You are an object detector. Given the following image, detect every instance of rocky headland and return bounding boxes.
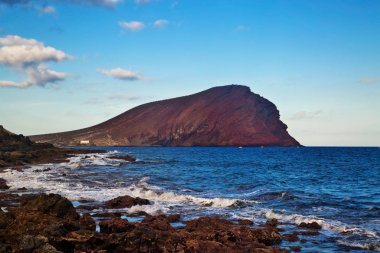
[0,125,104,170]
[30,85,300,147]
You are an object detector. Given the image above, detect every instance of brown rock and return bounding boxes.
[110,155,136,162]
[99,218,135,233]
[283,233,299,242]
[79,213,96,231]
[290,245,302,252]
[298,221,322,230]
[30,85,301,147]
[266,218,279,227]
[0,178,9,190]
[105,195,150,208]
[238,219,253,225]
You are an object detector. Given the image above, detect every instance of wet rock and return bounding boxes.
[110,155,136,162]
[0,209,13,229]
[266,218,279,227]
[296,230,320,236]
[20,193,79,220]
[300,239,307,243]
[290,245,302,252]
[79,213,96,231]
[0,178,9,190]
[18,235,48,252]
[99,218,135,233]
[33,168,51,172]
[75,205,98,211]
[142,214,175,231]
[238,219,253,225]
[298,221,322,230]
[283,232,299,242]
[105,195,150,208]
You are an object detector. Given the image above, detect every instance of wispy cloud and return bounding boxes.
[153,19,168,28]
[119,21,145,32]
[358,76,378,85]
[0,35,70,88]
[98,67,142,81]
[288,110,322,120]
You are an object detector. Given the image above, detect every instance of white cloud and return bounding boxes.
[358,76,378,85]
[119,21,145,32]
[0,35,69,67]
[0,35,70,88]
[98,67,142,81]
[153,19,168,28]
[288,110,322,120]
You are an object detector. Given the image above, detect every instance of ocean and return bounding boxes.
[2,147,380,252]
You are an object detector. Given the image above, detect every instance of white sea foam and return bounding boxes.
[337,240,380,251]
[1,153,256,210]
[263,209,379,240]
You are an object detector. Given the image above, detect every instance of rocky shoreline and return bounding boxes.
[0,125,321,252]
[0,191,324,253]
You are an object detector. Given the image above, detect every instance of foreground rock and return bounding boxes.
[31,85,300,147]
[105,195,151,208]
[0,178,9,189]
[0,193,290,252]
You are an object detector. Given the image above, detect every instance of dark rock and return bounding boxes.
[105,195,150,208]
[99,218,135,233]
[0,178,9,190]
[238,219,253,225]
[30,85,301,147]
[266,218,279,227]
[283,232,299,242]
[0,209,13,229]
[79,213,96,231]
[296,230,320,236]
[298,221,322,230]
[110,155,136,162]
[75,205,98,211]
[20,193,79,220]
[290,245,302,252]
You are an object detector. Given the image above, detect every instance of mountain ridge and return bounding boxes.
[30,85,300,147]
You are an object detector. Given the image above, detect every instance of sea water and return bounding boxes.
[2,147,380,252]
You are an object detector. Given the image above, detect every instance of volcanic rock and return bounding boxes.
[298,221,322,230]
[0,178,9,189]
[105,195,151,208]
[30,85,300,147]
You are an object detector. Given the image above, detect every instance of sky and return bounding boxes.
[0,0,379,146]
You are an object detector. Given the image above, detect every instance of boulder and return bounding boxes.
[105,195,150,208]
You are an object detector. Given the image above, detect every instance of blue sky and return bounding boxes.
[0,0,379,146]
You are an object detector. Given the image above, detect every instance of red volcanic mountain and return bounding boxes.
[30,85,300,146]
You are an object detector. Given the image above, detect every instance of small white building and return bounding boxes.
[79,140,90,145]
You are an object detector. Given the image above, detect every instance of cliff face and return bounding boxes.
[30,85,300,146]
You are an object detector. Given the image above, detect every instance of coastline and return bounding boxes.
[0,149,325,253]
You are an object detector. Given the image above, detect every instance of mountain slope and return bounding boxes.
[30,85,300,146]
